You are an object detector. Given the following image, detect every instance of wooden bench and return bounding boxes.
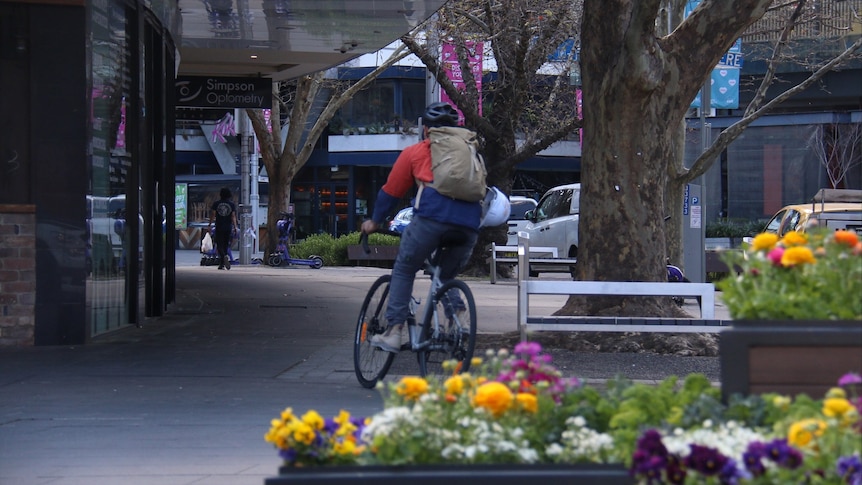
[346,245,399,267]
[515,234,728,340]
[487,243,576,283]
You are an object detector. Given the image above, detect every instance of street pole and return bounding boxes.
[239,109,251,265]
[250,132,260,258]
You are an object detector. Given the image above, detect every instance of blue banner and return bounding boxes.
[687,1,743,109]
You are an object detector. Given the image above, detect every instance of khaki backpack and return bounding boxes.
[423,126,488,202]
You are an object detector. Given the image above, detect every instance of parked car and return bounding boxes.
[522,183,581,258]
[388,206,414,234]
[760,188,862,237]
[506,196,538,245]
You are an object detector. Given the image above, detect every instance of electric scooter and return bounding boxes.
[268,212,324,269]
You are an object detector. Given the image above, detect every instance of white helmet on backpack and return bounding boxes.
[480,187,511,227]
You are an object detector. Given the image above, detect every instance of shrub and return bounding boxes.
[705,218,764,238]
[290,233,337,264]
[290,231,401,266]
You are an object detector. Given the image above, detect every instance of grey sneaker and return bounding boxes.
[224,255,231,270]
[369,324,404,353]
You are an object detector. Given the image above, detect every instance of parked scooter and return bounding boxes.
[667,258,701,307]
[268,212,324,269]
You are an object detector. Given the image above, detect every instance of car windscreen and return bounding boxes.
[509,201,536,220]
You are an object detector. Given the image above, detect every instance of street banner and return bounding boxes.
[441,41,483,125]
[686,1,743,109]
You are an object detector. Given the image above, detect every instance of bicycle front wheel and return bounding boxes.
[418,279,477,378]
[353,274,395,388]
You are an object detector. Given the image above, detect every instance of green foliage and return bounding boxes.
[705,218,764,238]
[290,233,337,264]
[289,231,401,266]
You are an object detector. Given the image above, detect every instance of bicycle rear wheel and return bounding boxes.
[417,279,477,378]
[353,274,395,388]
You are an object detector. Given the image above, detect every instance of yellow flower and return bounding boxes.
[515,392,538,413]
[396,376,429,401]
[444,376,465,396]
[781,246,816,267]
[751,233,779,251]
[772,395,791,411]
[292,422,317,445]
[301,410,325,430]
[334,409,351,425]
[334,439,356,455]
[787,418,826,447]
[823,397,854,418]
[335,420,357,437]
[280,407,296,422]
[826,387,846,399]
[781,231,808,247]
[473,381,513,417]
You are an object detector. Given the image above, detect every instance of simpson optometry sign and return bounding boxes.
[176,76,272,109]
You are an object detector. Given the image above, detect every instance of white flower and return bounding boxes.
[662,422,769,463]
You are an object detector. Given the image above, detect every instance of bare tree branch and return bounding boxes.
[682,34,862,182]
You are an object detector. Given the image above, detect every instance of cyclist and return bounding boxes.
[360,102,482,352]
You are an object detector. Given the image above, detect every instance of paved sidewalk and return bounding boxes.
[0,251,729,485]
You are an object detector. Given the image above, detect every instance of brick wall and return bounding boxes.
[0,205,36,346]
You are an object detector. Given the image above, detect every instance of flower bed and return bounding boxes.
[265,343,861,484]
[718,228,861,320]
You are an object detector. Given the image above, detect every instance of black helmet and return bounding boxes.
[422,102,459,127]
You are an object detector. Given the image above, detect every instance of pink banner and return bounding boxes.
[576,89,583,144]
[441,41,483,125]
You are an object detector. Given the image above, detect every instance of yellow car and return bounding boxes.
[762,189,862,237]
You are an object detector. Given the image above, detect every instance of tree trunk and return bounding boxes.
[554,0,771,318]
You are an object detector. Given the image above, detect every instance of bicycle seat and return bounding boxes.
[428,230,470,267]
[439,230,469,248]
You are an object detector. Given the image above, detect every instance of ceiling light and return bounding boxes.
[250,55,258,59]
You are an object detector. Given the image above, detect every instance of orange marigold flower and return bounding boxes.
[781,246,816,267]
[855,242,862,256]
[834,230,859,248]
[473,381,513,417]
[395,376,429,401]
[751,233,779,252]
[781,231,808,247]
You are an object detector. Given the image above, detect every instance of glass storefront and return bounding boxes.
[87,1,136,336]
[85,0,176,338]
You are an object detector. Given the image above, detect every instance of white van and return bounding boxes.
[523,183,581,258]
[506,195,538,245]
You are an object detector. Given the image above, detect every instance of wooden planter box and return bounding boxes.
[266,464,632,484]
[346,244,399,268]
[720,320,862,401]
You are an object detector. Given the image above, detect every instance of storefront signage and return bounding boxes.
[176,76,272,109]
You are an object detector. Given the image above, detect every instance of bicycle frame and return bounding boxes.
[406,260,446,351]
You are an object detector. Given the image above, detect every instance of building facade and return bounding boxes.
[0,0,178,346]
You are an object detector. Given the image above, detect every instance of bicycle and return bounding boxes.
[353,231,478,388]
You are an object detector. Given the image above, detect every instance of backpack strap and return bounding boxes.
[413,181,425,209]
